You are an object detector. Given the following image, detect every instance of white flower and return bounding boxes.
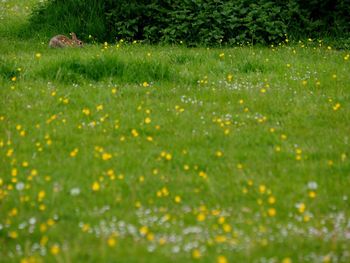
[307,181,318,190]
[70,187,81,196]
[16,182,25,191]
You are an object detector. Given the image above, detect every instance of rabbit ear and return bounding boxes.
[71,33,77,40]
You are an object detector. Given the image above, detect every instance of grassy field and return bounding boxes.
[1,1,350,262]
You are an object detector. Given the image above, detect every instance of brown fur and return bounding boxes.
[49,33,83,48]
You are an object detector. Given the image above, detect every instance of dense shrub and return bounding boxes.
[28,0,350,46]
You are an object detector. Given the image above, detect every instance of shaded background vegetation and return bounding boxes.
[28,0,350,46]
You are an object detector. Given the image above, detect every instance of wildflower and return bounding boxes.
[198,171,207,179]
[82,108,90,115]
[107,236,117,247]
[144,117,151,124]
[282,258,292,263]
[219,53,225,59]
[308,191,316,198]
[223,224,232,233]
[268,196,276,204]
[50,244,60,255]
[267,208,276,217]
[165,153,172,161]
[174,195,181,203]
[259,185,266,194]
[192,249,201,259]
[35,53,42,59]
[143,82,150,87]
[197,213,206,222]
[92,182,100,192]
[215,151,223,157]
[146,232,154,241]
[8,208,18,217]
[139,226,148,236]
[70,148,79,157]
[81,224,90,232]
[215,235,226,243]
[131,129,139,137]
[281,134,287,140]
[38,190,45,202]
[333,103,341,111]
[8,231,18,239]
[217,256,228,263]
[40,236,49,246]
[297,203,306,213]
[102,153,112,160]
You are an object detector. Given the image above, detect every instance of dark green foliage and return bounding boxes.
[28,0,350,46]
[37,56,174,83]
[0,59,18,80]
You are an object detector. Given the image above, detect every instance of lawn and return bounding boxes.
[1,1,350,262]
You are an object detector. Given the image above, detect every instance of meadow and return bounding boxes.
[1,1,350,262]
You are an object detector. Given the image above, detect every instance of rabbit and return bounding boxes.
[49,33,83,48]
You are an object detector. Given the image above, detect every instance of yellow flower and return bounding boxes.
[192,249,201,259]
[146,232,154,241]
[131,129,139,137]
[144,117,151,124]
[333,103,341,111]
[215,235,227,243]
[197,213,206,222]
[82,108,91,115]
[102,152,112,160]
[107,236,117,247]
[281,257,292,263]
[165,153,172,161]
[198,171,207,179]
[40,236,49,246]
[38,190,46,202]
[223,224,232,233]
[40,223,47,233]
[35,53,42,59]
[217,256,228,263]
[267,208,276,217]
[81,224,90,232]
[143,82,150,87]
[47,218,55,226]
[174,195,181,203]
[92,182,100,192]
[259,185,266,194]
[215,151,223,157]
[50,244,60,255]
[8,231,18,239]
[298,203,306,213]
[139,226,148,235]
[70,148,79,157]
[308,191,316,198]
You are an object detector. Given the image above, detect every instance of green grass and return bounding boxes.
[1,1,350,263]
